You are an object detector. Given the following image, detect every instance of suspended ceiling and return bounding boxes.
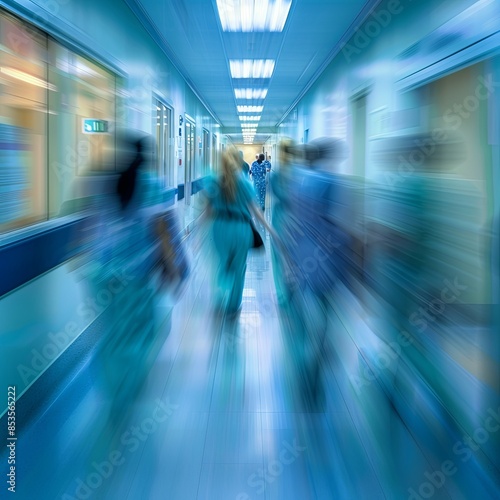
[126,0,381,144]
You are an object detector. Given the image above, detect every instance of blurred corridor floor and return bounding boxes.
[5,203,500,500]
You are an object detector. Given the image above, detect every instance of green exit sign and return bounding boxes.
[82,119,108,134]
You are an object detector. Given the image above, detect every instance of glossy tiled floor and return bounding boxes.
[8,195,500,500]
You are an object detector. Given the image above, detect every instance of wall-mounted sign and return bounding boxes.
[82,119,108,134]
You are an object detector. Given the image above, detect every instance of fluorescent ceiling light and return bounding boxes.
[237,106,263,113]
[230,60,275,78]
[0,67,57,91]
[239,116,260,121]
[216,0,292,32]
[234,88,268,99]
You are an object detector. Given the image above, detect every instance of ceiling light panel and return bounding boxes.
[237,106,264,113]
[234,88,268,99]
[230,60,275,78]
[239,116,261,121]
[216,0,292,32]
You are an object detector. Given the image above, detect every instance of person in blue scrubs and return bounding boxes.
[287,138,349,407]
[250,153,267,211]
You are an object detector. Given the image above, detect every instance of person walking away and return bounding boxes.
[201,148,276,318]
[287,138,349,408]
[251,153,267,211]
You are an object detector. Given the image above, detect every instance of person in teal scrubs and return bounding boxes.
[202,148,276,317]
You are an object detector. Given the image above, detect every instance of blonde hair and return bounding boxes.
[219,147,241,202]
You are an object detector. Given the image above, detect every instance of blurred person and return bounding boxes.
[264,154,272,172]
[365,132,486,404]
[239,150,250,177]
[284,137,349,408]
[364,134,434,403]
[362,131,491,492]
[95,131,165,422]
[251,153,267,211]
[289,138,350,297]
[264,154,273,201]
[271,138,299,305]
[200,147,277,318]
[71,131,170,487]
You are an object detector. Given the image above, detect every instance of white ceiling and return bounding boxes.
[126,0,380,144]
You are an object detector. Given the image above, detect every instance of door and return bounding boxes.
[154,99,173,187]
[184,118,195,204]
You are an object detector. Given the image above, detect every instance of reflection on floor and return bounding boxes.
[6,202,500,500]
